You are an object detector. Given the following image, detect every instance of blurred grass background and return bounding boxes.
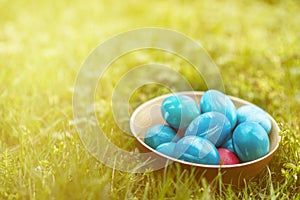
[0,0,300,199]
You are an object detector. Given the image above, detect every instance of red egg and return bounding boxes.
[217,148,240,165]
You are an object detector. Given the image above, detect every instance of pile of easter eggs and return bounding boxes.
[144,90,271,165]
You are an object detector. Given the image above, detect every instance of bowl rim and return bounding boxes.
[130,91,281,169]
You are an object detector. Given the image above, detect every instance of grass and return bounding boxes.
[1,0,300,199]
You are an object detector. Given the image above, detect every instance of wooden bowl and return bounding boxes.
[130,91,280,185]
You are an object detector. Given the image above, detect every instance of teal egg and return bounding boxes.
[161,95,200,129]
[237,105,271,134]
[156,142,176,157]
[145,124,178,149]
[200,90,237,129]
[185,112,231,147]
[174,136,220,165]
[221,137,235,153]
[233,122,270,162]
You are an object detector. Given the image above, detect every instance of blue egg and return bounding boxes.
[156,142,176,157]
[233,122,270,162]
[200,90,237,129]
[174,136,220,165]
[145,124,178,149]
[221,137,235,153]
[237,105,271,134]
[185,112,231,147]
[161,95,200,129]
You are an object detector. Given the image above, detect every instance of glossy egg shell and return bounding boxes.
[233,122,270,162]
[145,124,178,149]
[217,148,240,165]
[221,137,236,153]
[156,142,176,157]
[200,90,237,129]
[237,105,271,134]
[185,112,231,147]
[161,95,200,129]
[174,136,220,165]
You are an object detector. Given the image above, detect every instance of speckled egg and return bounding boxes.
[184,112,231,147]
[233,122,270,162]
[237,105,271,134]
[200,90,237,129]
[174,136,220,165]
[156,142,176,157]
[145,124,178,149]
[161,95,200,130]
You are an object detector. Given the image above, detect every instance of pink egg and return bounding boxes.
[217,148,240,165]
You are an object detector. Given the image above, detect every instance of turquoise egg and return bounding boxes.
[161,95,200,129]
[174,136,220,165]
[145,124,178,149]
[233,122,270,162]
[200,90,237,129]
[221,137,235,153]
[156,142,176,157]
[184,112,231,147]
[237,105,271,134]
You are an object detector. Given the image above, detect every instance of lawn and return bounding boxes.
[1,0,300,199]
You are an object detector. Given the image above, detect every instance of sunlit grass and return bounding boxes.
[1,0,300,199]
